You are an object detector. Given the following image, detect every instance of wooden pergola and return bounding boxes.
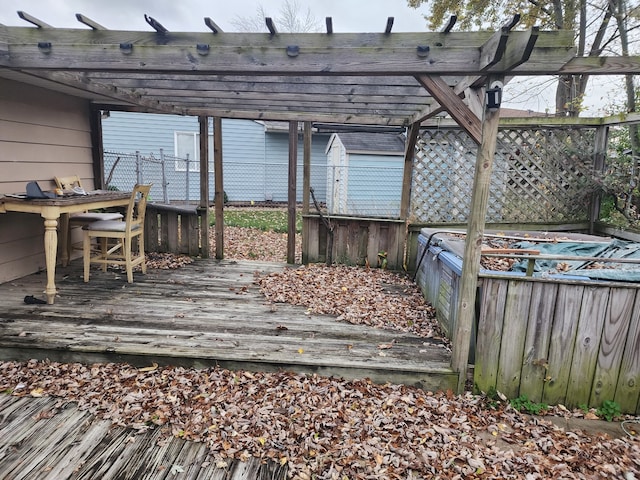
[2,11,640,390]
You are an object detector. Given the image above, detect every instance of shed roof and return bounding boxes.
[334,132,406,155]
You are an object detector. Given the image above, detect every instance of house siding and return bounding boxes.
[103,113,267,202]
[102,113,330,204]
[264,132,330,203]
[0,78,93,283]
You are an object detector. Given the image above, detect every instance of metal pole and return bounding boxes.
[160,148,168,203]
[185,153,190,203]
[135,151,141,185]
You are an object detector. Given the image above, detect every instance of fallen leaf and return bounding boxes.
[30,388,44,397]
[138,363,158,373]
[377,340,396,350]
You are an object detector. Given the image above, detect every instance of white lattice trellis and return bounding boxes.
[410,127,597,224]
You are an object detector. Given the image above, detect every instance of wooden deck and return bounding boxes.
[0,259,456,392]
[0,395,287,479]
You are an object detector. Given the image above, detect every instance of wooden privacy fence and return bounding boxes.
[474,276,640,414]
[144,203,205,256]
[302,214,405,269]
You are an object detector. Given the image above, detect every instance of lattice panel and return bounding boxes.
[410,127,597,224]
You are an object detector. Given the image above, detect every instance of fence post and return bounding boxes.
[135,151,142,185]
[160,148,168,204]
[589,125,609,233]
[185,153,190,203]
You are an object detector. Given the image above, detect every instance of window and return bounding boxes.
[174,131,214,172]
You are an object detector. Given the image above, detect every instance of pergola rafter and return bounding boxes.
[0,19,582,127]
[2,16,638,127]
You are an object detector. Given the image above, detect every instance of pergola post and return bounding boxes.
[90,106,105,190]
[589,124,609,233]
[400,122,420,219]
[287,121,298,264]
[198,115,210,258]
[213,117,224,259]
[302,121,312,215]
[451,77,503,393]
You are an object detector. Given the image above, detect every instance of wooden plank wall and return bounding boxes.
[474,277,640,414]
[302,215,405,269]
[145,204,202,256]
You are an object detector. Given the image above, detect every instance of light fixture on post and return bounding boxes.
[486,80,503,111]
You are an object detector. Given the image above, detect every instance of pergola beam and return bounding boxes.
[415,75,482,144]
[181,108,409,125]
[24,70,182,114]
[560,55,640,74]
[486,26,539,72]
[1,28,578,76]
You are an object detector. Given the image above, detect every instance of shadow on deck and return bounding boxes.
[0,259,457,392]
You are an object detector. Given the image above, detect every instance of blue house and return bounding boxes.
[101,112,331,204]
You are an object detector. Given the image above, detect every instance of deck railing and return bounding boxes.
[144,203,205,256]
[302,214,405,269]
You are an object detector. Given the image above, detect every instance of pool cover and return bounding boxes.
[511,238,640,282]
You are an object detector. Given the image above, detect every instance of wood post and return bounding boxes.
[400,122,419,219]
[288,121,298,264]
[198,115,210,258]
[89,106,105,190]
[589,124,609,233]
[303,122,312,215]
[213,117,224,259]
[451,77,503,392]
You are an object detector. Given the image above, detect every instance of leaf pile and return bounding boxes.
[145,252,194,269]
[257,264,447,343]
[210,226,302,263]
[1,360,638,479]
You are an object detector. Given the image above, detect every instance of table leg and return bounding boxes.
[42,215,59,304]
[59,213,70,267]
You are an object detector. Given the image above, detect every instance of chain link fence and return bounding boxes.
[104,150,403,217]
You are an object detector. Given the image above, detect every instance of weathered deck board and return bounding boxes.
[565,286,609,407]
[473,278,508,393]
[0,259,456,392]
[519,282,557,403]
[590,287,635,406]
[541,284,584,406]
[0,395,280,480]
[496,280,532,398]
[615,290,640,413]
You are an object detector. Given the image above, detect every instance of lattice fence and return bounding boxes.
[410,126,598,224]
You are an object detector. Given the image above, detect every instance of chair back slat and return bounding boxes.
[126,184,152,234]
[54,175,82,190]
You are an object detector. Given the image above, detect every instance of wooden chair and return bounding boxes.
[83,184,152,284]
[54,175,123,262]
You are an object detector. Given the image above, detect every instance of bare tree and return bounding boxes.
[231,0,321,33]
[407,0,639,117]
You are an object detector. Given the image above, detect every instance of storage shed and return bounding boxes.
[325,132,405,217]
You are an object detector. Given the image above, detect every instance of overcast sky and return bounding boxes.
[1,0,431,32]
[1,0,622,115]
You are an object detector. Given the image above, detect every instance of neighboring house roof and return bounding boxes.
[332,132,406,155]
